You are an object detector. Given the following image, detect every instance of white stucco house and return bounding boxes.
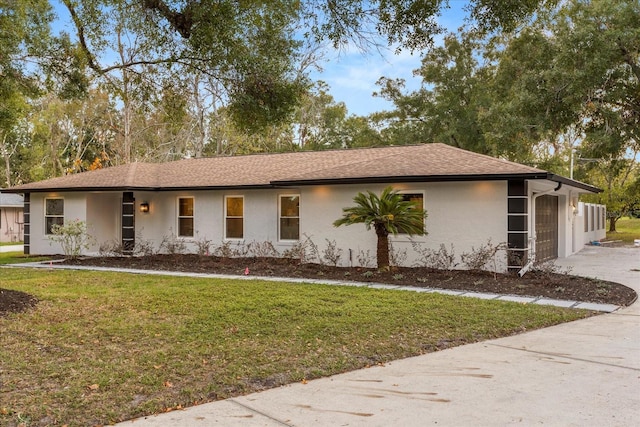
[5,143,606,271]
[0,191,24,243]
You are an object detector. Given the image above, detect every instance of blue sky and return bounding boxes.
[312,1,468,116]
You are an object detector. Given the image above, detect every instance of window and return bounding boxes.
[178,197,194,237]
[279,195,299,240]
[399,193,424,234]
[45,198,64,234]
[225,196,243,239]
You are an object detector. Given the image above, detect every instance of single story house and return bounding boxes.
[5,143,605,272]
[0,190,24,243]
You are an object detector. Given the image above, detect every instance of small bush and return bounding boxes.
[356,249,375,268]
[159,232,187,255]
[389,242,408,267]
[247,241,280,258]
[98,239,124,256]
[412,242,457,270]
[49,220,94,259]
[460,240,508,272]
[194,233,213,256]
[282,234,319,264]
[321,239,343,266]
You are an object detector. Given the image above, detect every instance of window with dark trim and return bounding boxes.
[45,198,64,235]
[178,197,194,237]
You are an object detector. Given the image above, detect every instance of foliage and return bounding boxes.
[321,239,343,266]
[158,232,188,255]
[334,186,427,268]
[411,242,458,270]
[0,267,590,425]
[460,239,508,274]
[48,219,94,259]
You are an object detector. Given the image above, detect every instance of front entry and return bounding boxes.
[535,195,558,262]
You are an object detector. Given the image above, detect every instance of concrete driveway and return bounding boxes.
[118,246,640,426]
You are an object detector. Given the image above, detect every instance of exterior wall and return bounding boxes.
[525,183,606,264]
[86,193,121,253]
[574,202,607,247]
[127,182,508,269]
[0,206,24,243]
[300,182,508,269]
[28,192,87,254]
[25,181,601,271]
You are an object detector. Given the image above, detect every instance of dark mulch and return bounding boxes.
[2,254,636,317]
[0,288,38,317]
[66,254,637,305]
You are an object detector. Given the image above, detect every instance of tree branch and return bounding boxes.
[141,0,194,39]
[61,0,103,75]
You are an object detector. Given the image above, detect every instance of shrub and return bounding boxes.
[247,241,280,258]
[194,233,213,256]
[98,239,124,256]
[321,239,342,266]
[159,232,187,255]
[49,220,94,259]
[412,242,457,270]
[460,240,508,272]
[356,249,375,268]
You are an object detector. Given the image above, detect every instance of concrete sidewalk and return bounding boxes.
[115,246,639,427]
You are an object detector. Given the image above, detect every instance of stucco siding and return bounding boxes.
[300,182,508,268]
[29,193,87,254]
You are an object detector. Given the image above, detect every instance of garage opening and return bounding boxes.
[535,195,558,262]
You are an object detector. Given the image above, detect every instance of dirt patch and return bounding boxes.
[0,288,38,316]
[60,254,637,306]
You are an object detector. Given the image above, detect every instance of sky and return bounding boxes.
[311,1,468,116]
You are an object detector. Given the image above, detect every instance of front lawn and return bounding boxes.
[0,268,594,426]
[607,216,640,243]
[0,251,50,265]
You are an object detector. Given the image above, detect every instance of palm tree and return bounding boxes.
[333,186,427,269]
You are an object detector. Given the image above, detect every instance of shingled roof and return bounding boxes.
[5,143,600,193]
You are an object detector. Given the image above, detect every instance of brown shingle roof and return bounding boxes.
[6,143,599,192]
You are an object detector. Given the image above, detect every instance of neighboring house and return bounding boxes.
[0,190,24,243]
[5,143,605,271]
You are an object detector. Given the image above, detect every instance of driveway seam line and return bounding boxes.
[229,398,294,426]
[488,343,640,371]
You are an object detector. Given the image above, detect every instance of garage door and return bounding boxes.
[535,195,558,262]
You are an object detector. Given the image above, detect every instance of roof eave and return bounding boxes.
[271,173,552,186]
[546,174,602,193]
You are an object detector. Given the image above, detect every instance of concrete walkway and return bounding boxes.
[106,246,639,427]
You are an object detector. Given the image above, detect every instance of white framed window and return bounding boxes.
[399,192,425,234]
[45,198,64,235]
[225,196,244,239]
[279,195,300,240]
[178,197,194,237]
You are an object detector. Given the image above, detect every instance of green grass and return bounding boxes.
[606,217,640,243]
[0,268,594,426]
[0,242,22,246]
[0,251,50,265]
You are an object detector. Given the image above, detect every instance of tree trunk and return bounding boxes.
[375,224,390,269]
[608,216,617,232]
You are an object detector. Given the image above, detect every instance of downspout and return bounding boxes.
[518,182,562,277]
